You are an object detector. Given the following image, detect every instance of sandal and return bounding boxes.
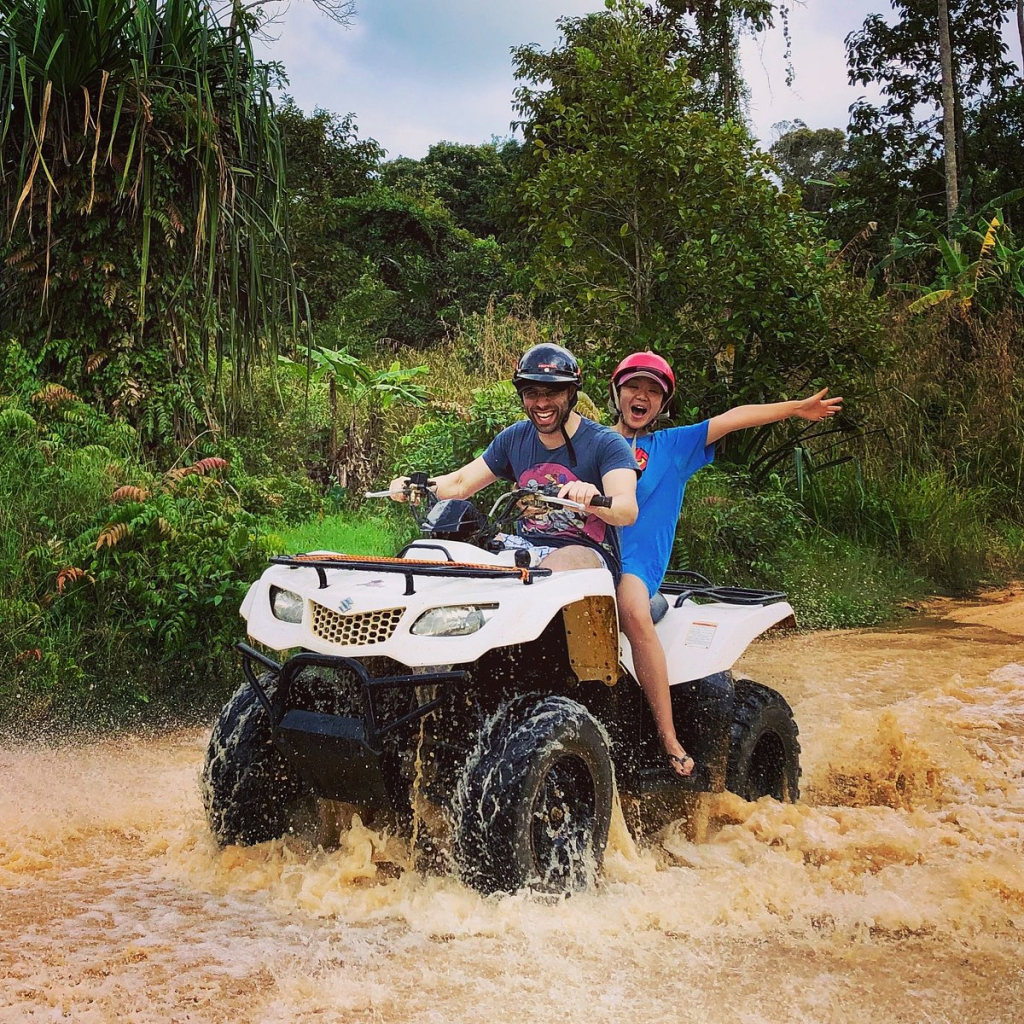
[668,752,695,777]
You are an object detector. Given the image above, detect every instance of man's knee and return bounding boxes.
[538,545,604,571]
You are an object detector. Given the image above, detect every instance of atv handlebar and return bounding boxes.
[365,477,613,547]
[366,480,613,510]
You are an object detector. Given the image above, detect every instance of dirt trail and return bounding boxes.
[2,592,1023,1023]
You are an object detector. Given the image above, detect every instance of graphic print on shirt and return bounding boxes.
[634,444,650,472]
[516,462,608,547]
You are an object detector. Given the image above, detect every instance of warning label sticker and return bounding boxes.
[684,621,718,649]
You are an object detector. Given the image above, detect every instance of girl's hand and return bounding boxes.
[793,387,843,422]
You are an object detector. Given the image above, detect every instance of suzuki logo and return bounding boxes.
[338,597,354,613]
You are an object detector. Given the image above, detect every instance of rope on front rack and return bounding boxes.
[287,551,533,584]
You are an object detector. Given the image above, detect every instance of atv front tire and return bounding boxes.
[454,695,613,895]
[726,680,800,802]
[202,674,314,845]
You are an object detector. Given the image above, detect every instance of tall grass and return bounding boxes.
[806,466,993,592]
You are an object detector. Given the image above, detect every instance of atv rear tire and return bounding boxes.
[202,674,315,845]
[454,695,613,895]
[726,680,800,802]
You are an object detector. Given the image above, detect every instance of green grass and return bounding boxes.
[270,512,410,558]
[778,537,925,630]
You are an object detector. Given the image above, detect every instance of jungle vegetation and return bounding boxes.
[1,0,1022,725]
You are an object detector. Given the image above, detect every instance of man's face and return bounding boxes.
[618,377,666,431]
[519,383,573,434]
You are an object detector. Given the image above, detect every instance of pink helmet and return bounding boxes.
[609,351,676,412]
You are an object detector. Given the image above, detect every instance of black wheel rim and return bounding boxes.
[529,754,597,890]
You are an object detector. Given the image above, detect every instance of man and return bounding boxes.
[390,344,638,575]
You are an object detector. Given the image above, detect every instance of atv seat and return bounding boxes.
[650,592,669,624]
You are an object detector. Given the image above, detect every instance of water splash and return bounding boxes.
[3,599,1024,1022]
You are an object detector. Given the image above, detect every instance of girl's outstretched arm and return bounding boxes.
[705,388,842,445]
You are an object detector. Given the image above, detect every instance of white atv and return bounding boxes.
[202,477,800,894]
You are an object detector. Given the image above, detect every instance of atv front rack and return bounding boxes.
[270,552,552,595]
[660,569,787,608]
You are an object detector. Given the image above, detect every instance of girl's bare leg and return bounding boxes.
[617,574,694,776]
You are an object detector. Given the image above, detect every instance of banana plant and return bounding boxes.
[278,347,428,489]
[904,193,1024,319]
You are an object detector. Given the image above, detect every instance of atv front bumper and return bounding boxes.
[238,642,468,809]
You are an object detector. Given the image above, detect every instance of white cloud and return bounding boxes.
[259,1,1019,158]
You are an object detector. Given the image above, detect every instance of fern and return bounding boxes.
[0,407,37,433]
[111,485,151,502]
[56,567,94,593]
[32,383,80,406]
[96,522,132,550]
[190,456,230,475]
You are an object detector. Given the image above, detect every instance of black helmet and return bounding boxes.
[512,343,582,393]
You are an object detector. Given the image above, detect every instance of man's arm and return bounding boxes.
[389,456,497,502]
[557,467,638,527]
[705,388,842,446]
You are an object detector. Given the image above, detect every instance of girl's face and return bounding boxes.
[618,377,666,432]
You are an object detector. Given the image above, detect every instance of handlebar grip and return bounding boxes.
[589,494,613,508]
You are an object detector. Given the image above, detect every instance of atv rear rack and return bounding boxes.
[270,552,552,595]
[660,569,787,608]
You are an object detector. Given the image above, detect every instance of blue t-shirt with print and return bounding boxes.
[621,421,715,596]
[482,417,637,575]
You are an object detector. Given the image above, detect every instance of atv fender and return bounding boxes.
[620,598,795,686]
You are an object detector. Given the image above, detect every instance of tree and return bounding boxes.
[644,1,791,121]
[324,189,510,348]
[845,0,1022,219]
[278,348,427,490]
[231,0,355,29]
[0,0,298,437]
[769,121,852,214]
[512,0,883,435]
[380,141,514,239]
[276,101,383,322]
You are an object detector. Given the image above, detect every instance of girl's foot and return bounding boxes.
[665,742,695,777]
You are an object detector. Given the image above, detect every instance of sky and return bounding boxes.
[254,1,1020,159]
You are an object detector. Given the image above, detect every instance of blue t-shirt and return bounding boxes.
[620,421,715,596]
[482,417,637,574]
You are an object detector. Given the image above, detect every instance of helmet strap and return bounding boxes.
[559,390,578,466]
[560,423,577,467]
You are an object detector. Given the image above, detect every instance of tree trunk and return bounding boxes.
[329,375,339,480]
[1018,0,1023,71]
[937,0,959,223]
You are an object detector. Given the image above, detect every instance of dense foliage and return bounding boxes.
[1,0,1022,726]
[511,0,884,466]
[0,1,297,438]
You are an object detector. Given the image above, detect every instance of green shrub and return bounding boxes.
[671,467,807,583]
[777,538,923,629]
[806,464,993,593]
[395,379,524,472]
[0,389,274,725]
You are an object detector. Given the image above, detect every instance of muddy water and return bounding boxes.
[2,593,1023,1024]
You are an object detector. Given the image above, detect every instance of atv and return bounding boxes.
[201,477,800,895]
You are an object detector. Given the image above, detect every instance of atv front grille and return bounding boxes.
[310,603,405,646]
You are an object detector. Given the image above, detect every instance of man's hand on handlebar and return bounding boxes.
[387,473,435,503]
[556,480,612,509]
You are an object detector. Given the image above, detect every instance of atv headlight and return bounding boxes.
[411,604,497,637]
[270,585,304,624]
